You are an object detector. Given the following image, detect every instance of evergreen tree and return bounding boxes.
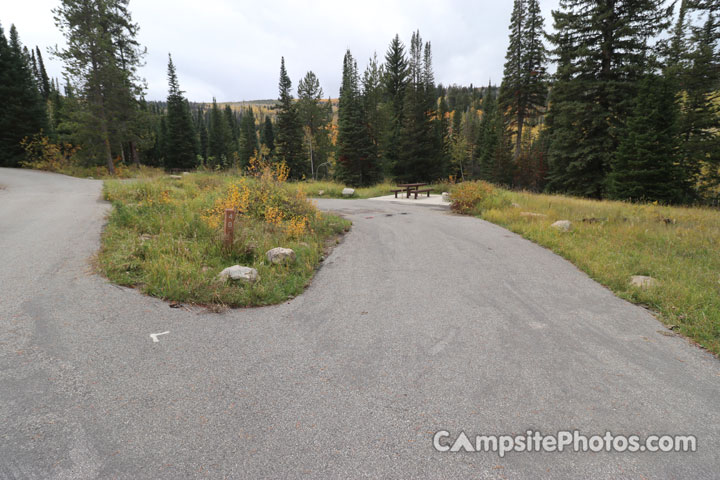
[260,116,275,153]
[0,24,49,167]
[53,0,146,174]
[208,98,232,167]
[475,84,502,181]
[336,50,379,186]
[274,57,305,178]
[382,34,408,175]
[164,54,197,170]
[197,108,208,163]
[362,53,389,175]
[676,9,720,197]
[223,105,239,154]
[499,0,548,159]
[607,75,686,204]
[545,0,673,197]
[34,46,51,100]
[297,70,331,179]
[395,31,439,182]
[239,106,258,166]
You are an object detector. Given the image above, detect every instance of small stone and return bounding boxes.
[218,265,259,283]
[342,188,355,197]
[266,247,296,265]
[520,212,547,218]
[318,190,325,196]
[441,192,450,202]
[551,220,572,232]
[630,275,659,289]
[511,202,521,208]
[169,175,182,179]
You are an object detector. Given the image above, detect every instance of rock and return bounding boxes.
[551,220,572,232]
[511,202,521,208]
[139,234,153,243]
[630,275,659,289]
[341,188,355,197]
[218,265,259,283]
[169,175,182,179]
[182,171,190,175]
[520,212,547,218]
[441,192,450,202]
[318,190,325,196]
[87,176,94,180]
[266,247,296,265]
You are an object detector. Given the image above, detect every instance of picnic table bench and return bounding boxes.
[392,183,430,198]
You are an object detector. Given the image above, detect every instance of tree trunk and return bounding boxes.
[130,141,140,166]
[514,111,524,160]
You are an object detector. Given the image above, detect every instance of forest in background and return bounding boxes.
[0,0,718,204]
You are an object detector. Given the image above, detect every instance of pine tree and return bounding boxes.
[0,24,49,167]
[207,98,232,167]
[395,31,439,182]
[34,46,51,100]
[336,50,379,186]
[260,116,275,153]
[164,54,197,170]
[545,0,673,197]
[362,53,389,175]
[475,84,502,181]
[382,34,408,175]
[297,71,331,179]
[53,0,146,174]
[607,75,686,204]
[677,9,720,197]
[197,108,208,163]
[223,105,239,155]
[239,106,258,166]
[274,57,305,178]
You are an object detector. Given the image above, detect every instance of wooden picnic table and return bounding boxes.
[393,183,430,198]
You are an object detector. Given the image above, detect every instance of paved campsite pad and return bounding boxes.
[1,168,719,479]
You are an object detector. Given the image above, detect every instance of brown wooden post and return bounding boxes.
[224,209,236,248]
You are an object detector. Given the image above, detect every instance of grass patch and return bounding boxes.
[98,171,351,307]
[450,182,720,355]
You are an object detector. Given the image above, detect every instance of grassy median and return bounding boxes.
[451,181,720,356]
[98,169,350,307]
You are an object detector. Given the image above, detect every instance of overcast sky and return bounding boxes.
[4,0,561,102]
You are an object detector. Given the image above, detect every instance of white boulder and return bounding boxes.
[218,265,259,283]
[342,188,355,197]
[266,247,296,265]
[441,192,450,202]
[551,220,572,232]
[630,275,659,289]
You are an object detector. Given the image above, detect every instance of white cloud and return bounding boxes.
[3,0,561,101]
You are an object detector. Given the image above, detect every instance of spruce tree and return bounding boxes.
[274,57,305,178]
[34,46,51,101]
[239,107,258,166]
[475,84,502,181]
[362,53,388,174]
[545,0,673,197]
[336,50,379,186]
[677,9,720,197]
[53,0,146,174]
[0,24,49,167]
[197,108,208,163]
[607,75,686,204]
[164,54,197,170]
[382,35,408,175]
[207,98,232,167]
[297,71,331,179]
[395,31,439,182]
[260,116,275,153]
